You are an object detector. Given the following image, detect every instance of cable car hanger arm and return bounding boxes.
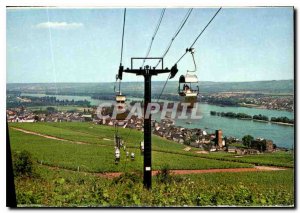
[186,48,197,73]
[117,58,178,79]
[120,66,176,76]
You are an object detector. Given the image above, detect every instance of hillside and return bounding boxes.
[9,122,252,172]
[9,122,293,171]
[7,80,294,96]
[9,122,294,207]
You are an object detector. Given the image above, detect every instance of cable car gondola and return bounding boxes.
[178,48,199,108]
[115,147,120,164]
[114,73,129,123]
[131,152,135,161]
[115,92,128,120]
[140,141,144,154]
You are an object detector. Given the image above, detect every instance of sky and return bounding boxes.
[6,7,294,83]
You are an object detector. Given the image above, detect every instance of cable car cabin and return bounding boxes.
[178,74,199,108]
[115,94,128,121]
[115,148,120,164]
[131,152,135,161]
[140,141,144,154]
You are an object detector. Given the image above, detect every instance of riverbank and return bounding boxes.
[210,110,294,127]
[203,101,293,113]
[253,119,294,126]
[270,121,294,126]
[252,119,269,123]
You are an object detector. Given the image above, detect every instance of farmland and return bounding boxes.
[9,122,294,168]
[8,122,294,207]
[9,125,252,172]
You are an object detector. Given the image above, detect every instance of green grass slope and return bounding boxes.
[9,122,293,168]
[9,123,252,172]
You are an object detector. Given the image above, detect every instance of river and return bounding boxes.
[170,103,294,149]
[21,93,294,148]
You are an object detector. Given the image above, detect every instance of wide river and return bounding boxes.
[21,93,294,148]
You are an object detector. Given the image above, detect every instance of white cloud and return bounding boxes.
[35,22,83,30]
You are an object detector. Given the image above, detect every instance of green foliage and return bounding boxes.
[213,111,264,120]
[194,150,294,168]
[9,123,293,169]
[8,122,294,206]
[7,95,91,109]
[230,143,247,149]
[271,116,294,124]
[113,172,142,186]
[9,123,253,173]
[253,114,269,121]
[236,113,252,119]
[12,150,35,177]
[156,164,172,184]
[46,107,57,113]
[242,135,254,148]
[183,140,191,146]
[14,165,294,207]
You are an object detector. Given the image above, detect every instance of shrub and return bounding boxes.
[156,164,172,184]
[210,111,216,116]
[12,150,35,177]
[112,172,142,186]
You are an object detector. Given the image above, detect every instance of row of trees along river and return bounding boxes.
[210,111,294,125]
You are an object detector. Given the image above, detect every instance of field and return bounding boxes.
[8,122,294,207]
[9,122,294,169]
[9,123,252,172]
[193,151,294,168]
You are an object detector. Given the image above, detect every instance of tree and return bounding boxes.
[46,106,56,114]
[242,135,254,148]
[184,139,191,146]
[34,115,39,122]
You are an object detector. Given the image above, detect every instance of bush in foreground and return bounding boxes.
[14,165,294,207]
[12,150,35,177]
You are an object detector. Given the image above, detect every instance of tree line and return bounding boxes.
[210,111,294,124]
[7,96,91,108]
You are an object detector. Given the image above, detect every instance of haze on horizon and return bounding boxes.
[6,79,294,84]
[7,7,294,83]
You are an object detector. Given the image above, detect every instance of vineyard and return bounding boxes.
[8,122,294,207]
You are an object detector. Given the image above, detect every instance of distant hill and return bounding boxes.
[7,80,294,96]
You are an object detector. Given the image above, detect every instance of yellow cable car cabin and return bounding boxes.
[115,93,128,121]
[178,74,199,108]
